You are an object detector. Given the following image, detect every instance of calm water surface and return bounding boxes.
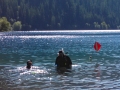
[0,30,120,90]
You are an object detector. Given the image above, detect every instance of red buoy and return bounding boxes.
[94,42,101,51]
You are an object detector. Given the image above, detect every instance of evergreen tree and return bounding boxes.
[0,0,120,30]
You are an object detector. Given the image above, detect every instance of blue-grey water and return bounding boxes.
[0,30,120,90]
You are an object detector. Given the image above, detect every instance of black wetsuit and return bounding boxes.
[55,55,72,70]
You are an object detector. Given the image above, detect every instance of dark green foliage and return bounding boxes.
[0,0,120,30]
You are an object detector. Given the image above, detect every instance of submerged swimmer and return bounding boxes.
[94,63,101,77]
[89,56,92,61]
[26,60,32,69]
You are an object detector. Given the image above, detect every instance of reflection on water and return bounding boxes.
[1,63,120,90]
[0,30,120,89]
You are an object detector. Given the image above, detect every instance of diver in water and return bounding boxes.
[89,56,92,61]
[26,60,32,69]
[55,50,72,73]
[94,63,101,78]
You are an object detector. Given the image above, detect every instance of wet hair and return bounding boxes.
[26,60,32,69]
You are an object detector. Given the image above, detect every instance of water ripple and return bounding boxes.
[0,31,120,89]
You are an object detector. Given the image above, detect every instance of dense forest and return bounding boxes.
[0,0,120,31]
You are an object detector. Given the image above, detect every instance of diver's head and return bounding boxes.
[58,50,64,56]
[26,60,32,69]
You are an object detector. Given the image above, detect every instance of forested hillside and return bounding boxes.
[0,0,120,31]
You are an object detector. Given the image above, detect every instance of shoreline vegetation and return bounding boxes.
[0,0,120,31]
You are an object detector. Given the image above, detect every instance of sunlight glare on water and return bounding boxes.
[0,30,120,89]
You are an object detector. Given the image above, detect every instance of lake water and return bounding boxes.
[0,30,120,90]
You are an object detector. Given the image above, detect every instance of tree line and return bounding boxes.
[0,0,120,31]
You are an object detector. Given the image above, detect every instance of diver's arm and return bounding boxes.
[67,56,72,65]
[55,57,58,65]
